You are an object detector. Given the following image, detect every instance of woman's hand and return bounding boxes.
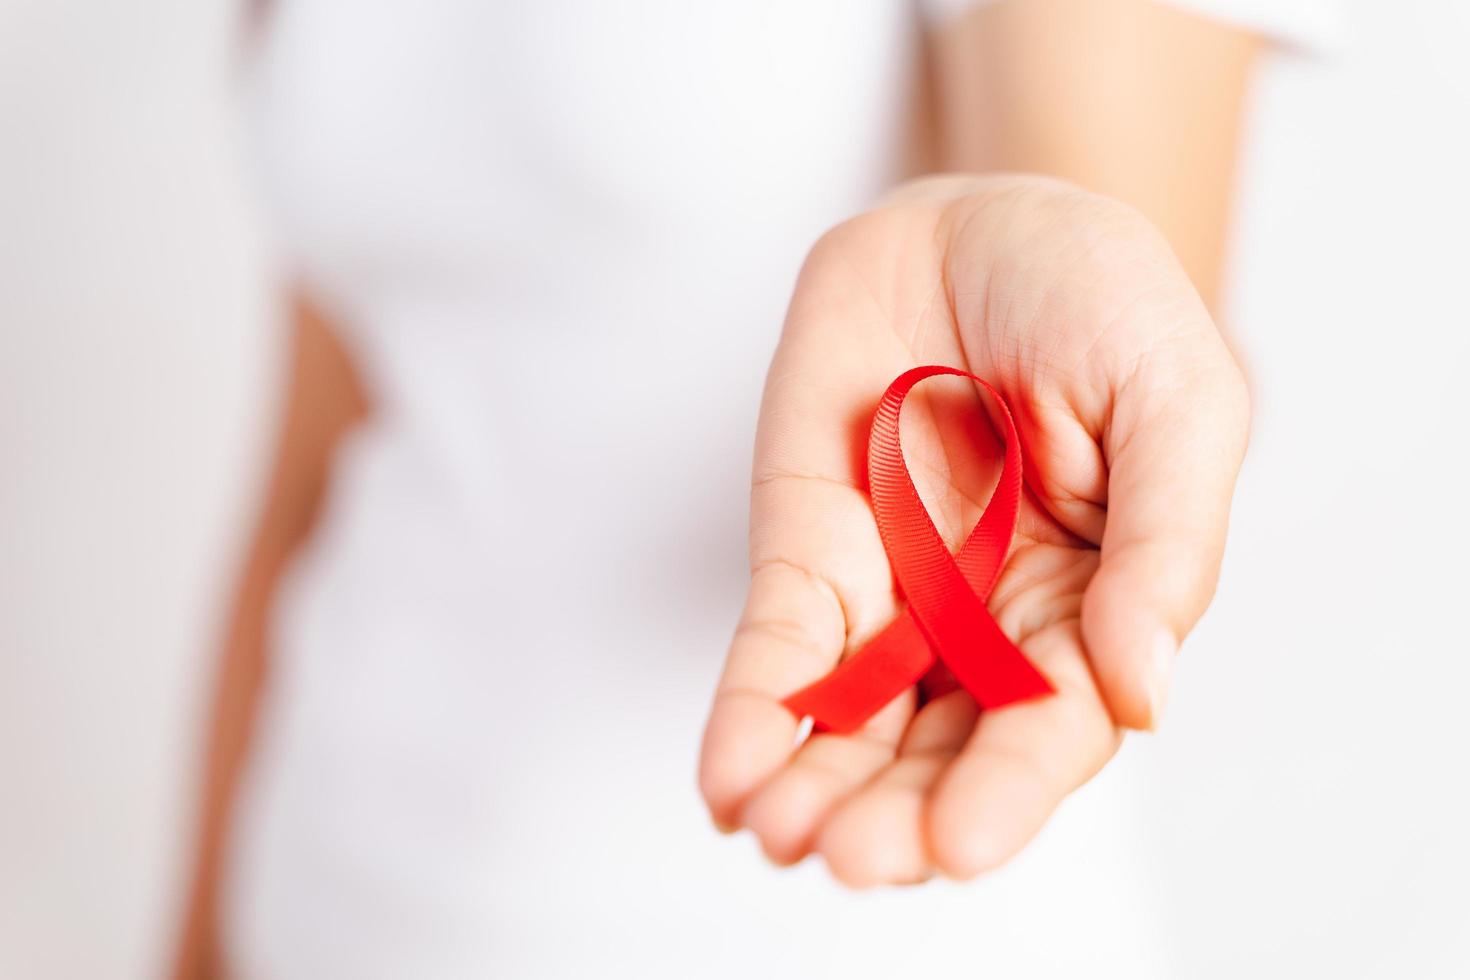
[698,175,1250,887]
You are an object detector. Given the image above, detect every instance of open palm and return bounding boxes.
[698,176,1249,887]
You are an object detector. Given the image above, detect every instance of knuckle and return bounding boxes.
[802,208,900,269]
[732,615,830,668]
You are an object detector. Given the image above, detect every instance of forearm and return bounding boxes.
[172,297,367,979]
[171,532,278,979]
[927,0,1263,308]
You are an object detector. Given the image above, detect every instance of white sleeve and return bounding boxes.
[1157,0,1341,53]
[921,0,1343,56]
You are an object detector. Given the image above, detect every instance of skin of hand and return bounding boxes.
[698,174,1250,888]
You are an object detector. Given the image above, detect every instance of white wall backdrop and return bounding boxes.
[1,0,1467,976]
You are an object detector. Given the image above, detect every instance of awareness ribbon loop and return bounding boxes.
[782,366,1053,733]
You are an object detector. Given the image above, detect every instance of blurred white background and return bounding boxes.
[2,0,1468,976]
[1,2,276,975]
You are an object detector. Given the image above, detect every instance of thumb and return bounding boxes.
[1081,348,1251,730]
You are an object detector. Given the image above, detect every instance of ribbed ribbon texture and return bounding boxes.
[782,366,1053,733]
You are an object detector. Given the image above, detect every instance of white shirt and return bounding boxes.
[228,3,1333,977]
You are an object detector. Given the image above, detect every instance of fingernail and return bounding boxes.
[1147,628,1177,729]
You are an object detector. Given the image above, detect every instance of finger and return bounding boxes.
[699,559,849,829]
[698,441,898,830]
[927,622,1120,880]
[1083,340,1251,729]
[813,691,978,888]
[739,696,910,866]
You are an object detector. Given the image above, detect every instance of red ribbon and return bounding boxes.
[782,366,1053,733]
